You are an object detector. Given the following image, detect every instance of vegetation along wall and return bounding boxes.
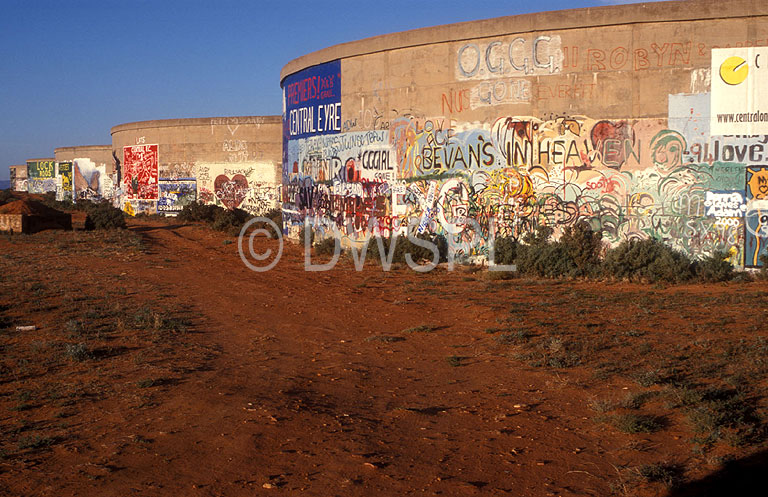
[280,0,768,267]
[111,116,282,216]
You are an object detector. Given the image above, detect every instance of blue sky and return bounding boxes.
[0,0,655,180]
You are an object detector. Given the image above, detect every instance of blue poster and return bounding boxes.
[282,59,342,142]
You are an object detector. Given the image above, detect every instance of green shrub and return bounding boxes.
[492,236,518,265]
[211,208,251,234]
[64,343,91,361]
[178,202,221,223]
[298,224,315,247]
[178,202,254,235]
[603,238,694,283]
[759,254,768,279]
[695,250,734,283]
[0,190,13,206]
[314,237,340,255]
[84,202,126,230]
[514,223,602,278]
[263,208,283,231]
[610,413,663,434]
[366,233,448,265]
[40,192,77,212]
[559,222,603,277]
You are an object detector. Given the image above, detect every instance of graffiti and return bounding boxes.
[470,79,531,109]
[26,160,56,194]
[284,75,767,267]
[535,82,597,101]
[158,180,197,213]
[10,166,27,192]
[122,200,156,217]
[159,162,196,181]
[704,191,747,218]
[456,35,563,79]
[56,162,73,201]
[745,167,768,266]
[122,145,159,200]
[283,59,342,140]
[572,40,706,72]
[197,162,279,215]
[72,159,106,201]
[441,88,471,114]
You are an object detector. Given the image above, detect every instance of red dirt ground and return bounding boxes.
[1,218,766,496]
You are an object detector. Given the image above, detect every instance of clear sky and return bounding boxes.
[0,0,656,180]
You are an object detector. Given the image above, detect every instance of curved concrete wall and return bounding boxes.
[281,0,768,267]
[111,116,281,215]
[54,145,114,202]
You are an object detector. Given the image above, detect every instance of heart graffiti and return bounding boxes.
[214,174,249,209]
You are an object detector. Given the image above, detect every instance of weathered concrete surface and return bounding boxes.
[0,214,24,233]
[111,116,282,215]
[279,0,768,267]
[8,165,27,192]
[55,145,114,174]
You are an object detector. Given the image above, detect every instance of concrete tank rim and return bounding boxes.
[54,145,112,153]
[280,0,767,83]
[110,115,282,135]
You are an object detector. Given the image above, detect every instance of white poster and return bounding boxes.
[711,48,768,135]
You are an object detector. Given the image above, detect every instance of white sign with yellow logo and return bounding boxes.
[711,48,768,135]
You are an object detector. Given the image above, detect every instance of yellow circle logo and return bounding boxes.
[720,56,749,86]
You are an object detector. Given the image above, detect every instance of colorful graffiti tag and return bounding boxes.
[745,166,768,267]
[26,160,56,194]
[158,180,197,213]
[73,158,109,202]
[122,144,159,200]
[283,97,767,266]
[56,161,73,201]
[197,162,280,215]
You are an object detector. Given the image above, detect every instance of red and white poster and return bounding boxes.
[123,144,159,200]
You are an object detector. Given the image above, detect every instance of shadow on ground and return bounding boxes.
[667,448,768,497]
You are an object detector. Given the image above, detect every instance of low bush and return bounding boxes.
[178,202,253,235]
[84,202,126,230]
[694,250,734,283]
[603,238,694,283]
[492,236,518,265]
[366,233,448,265]
[314,236,340,255]
[178,202,222,223]
[211,208,251,234]
[0,189,16,206]
[514,223,602,278]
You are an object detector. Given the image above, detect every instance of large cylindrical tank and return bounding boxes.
[111,116,281,216]
[54,145,114,202]
[280,0,768,267]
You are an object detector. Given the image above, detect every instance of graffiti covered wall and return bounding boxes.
[9,166,27,192]
[197,162,280,215]
[281,0,768,267]
[111,117,282,216]
[56,161,73,201]
[26,160,56,194]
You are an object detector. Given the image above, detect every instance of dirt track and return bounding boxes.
[1,220,767,496]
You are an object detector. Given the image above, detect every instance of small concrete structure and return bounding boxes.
[8,165,27,192]
[0,199,72,234]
